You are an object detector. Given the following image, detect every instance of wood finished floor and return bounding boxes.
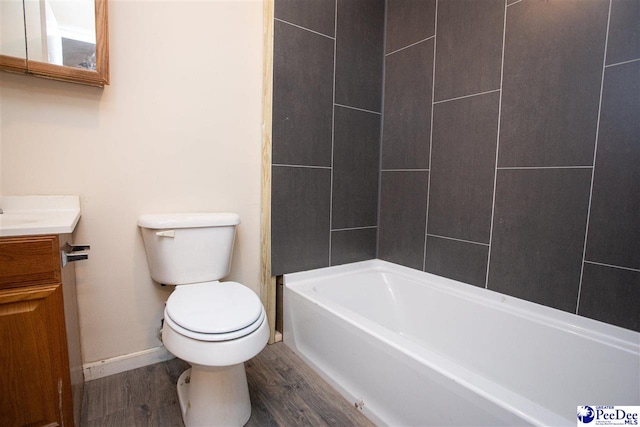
[81,342,374,427]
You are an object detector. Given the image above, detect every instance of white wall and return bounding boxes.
[0,0,264,365]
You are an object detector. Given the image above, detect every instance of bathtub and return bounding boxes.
[283,260,639,426]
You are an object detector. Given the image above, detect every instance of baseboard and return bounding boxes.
[83,345,174,381]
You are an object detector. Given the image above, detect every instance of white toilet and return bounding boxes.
[138,212,269,427]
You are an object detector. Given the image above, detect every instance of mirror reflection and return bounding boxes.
[24,0,97,70]
[0,0,27,60]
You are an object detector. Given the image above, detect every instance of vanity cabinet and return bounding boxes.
[0,234,83,427]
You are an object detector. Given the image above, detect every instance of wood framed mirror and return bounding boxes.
[0,0,109,87]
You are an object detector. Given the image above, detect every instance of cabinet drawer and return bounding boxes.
[0,235,61,289]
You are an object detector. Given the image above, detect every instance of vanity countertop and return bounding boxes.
[0,195,81,237]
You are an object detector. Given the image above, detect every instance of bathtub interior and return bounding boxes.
[284,259,640,426]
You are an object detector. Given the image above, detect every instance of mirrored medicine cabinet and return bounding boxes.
[0,0,109,87]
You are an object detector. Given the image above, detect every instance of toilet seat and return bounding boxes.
[164,309,266,342]
[165,281,265,342]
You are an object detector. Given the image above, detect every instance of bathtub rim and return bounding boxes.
[284,259,639,353]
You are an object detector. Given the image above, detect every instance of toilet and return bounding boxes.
[137,213,269,427]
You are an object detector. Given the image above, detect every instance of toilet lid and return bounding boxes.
[166,281,263,335]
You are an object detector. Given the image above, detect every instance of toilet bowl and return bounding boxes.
[138,213,268,426]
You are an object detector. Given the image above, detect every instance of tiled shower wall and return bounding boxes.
[272,0,639,332]
[379,0,639,331]
[271,0,384,275]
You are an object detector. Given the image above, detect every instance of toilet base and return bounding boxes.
[177,364,251,426]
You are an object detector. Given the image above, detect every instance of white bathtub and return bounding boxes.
[283,260,639,426]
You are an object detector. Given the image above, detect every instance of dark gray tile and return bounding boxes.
[434,0,504,101]
[274,0,336,38]
[332,106,381,229]
[585,61,640,270]
[606,0,640,65]
[335,0,385,112]
[487,168,592,313]
[428,92,500,244]
[271,166,331,275]
[385,0,436,54]
[425,236,489,288]
[272,21,334,167]
[578,263,640,332]
[499,0,609,167]
[331,228,377,266]
[381,40,433,169]
[378,171,429,270]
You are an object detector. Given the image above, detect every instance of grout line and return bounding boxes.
[577,0,612,315]
[376,0,389,259]
[385,35,435,57]
[381,168,429,172]
[604,57,640,68]
[427,233,490,247]
[274,18,335,40]
[497,165,593,170]
[485,0,509,289]
[272,164,331,169]
[433,88,501,105]
[334,103,381,115]
[506,0,523,6]
[332,225,378,232]
[583,260,640,273]
[423,1,438,272]
[328,0,338,266]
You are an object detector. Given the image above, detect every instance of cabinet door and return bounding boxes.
[0,284,73,427]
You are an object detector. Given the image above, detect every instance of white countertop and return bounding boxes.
[0,195,81,237]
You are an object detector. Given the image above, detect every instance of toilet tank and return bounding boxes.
[138,213,240,285]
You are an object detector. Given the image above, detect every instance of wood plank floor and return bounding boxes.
[81,342,374,426]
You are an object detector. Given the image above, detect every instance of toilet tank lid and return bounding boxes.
[137,212,240,229]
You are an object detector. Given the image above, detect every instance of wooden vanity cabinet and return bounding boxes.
[0,234,82,427]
